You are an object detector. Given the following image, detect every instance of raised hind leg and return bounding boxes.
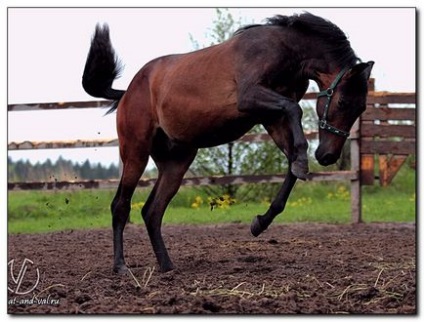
[111,152,149,274]
[251,117,300,237]
[141,141,197,272]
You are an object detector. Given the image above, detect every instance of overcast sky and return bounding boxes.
[8,7,415,103]
[6,7,416,166]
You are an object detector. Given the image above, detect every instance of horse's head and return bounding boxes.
[315,61,374,166]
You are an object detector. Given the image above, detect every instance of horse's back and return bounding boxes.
[126,39,256,147]
[120,28,301,147]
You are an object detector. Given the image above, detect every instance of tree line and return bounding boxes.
[8,157,120,182]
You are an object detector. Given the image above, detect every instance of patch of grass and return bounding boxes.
[8,166,415,234]
[7,190,111,233]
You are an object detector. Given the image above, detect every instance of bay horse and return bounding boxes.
[82,12,374,273]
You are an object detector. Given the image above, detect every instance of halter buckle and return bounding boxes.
[318,119,327,130]
[317,87,334,98]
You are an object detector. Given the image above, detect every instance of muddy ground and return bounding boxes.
[7,223,416,314]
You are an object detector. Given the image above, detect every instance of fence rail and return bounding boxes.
[7,132,319,151]
[8,89,416,223]
[8,171,357,191]
[7,100,113,111]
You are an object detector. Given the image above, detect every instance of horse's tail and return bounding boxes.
[82,24,125,114]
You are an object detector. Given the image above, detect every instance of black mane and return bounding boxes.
[235,12,359,68]
[233,23,262,36]
[267,13,347,42]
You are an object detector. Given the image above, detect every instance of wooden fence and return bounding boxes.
[8,89,416,223]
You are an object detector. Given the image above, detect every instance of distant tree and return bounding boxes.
[41,158,53,180]
[8,157,18,182]
[7,157,121,182]
[107,163,119,179]
[190,8,240,50]
[14,160,29,181]
[79,160,92,179]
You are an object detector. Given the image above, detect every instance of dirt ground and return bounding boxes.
[7,222,416,314]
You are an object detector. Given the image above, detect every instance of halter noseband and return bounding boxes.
[317,66,350,138]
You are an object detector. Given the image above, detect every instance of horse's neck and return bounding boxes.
[300,57,341,91]
[293,36,349,91]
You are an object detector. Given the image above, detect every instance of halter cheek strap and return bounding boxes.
[317,66,351,138]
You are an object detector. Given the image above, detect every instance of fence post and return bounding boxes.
[350,119,362,223]
[119,155,123,177]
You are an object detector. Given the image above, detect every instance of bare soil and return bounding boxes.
[7,223,416,314]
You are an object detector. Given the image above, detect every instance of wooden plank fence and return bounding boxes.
[360,106,416,187]
[8,89,416,223]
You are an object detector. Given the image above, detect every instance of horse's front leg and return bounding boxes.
[238,85,308,179]
[250,118,301,237]
[251,170,297,237]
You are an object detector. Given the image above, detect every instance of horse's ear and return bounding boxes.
[348,61,374,80]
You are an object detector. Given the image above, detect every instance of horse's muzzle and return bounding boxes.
[315,150,339,166]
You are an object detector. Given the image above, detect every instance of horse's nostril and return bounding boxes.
[318,153,338,166]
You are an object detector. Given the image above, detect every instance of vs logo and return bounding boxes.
[8,258,40,295]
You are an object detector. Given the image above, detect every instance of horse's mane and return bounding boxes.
[235,12,358,67]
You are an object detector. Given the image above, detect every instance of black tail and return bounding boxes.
[82,24,125,114]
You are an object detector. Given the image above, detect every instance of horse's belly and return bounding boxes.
[160,110,256,148]
[191,121,256,148]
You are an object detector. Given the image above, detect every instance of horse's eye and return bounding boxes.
[338,98,347,109]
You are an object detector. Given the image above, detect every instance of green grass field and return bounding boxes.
[8,166,415,234]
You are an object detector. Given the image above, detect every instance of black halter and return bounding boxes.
[317,67,350,138]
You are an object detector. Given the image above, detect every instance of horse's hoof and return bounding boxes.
[160,263,175,273]
[291,160,309,181]
[113,264,128,275]
[251,215,265,237]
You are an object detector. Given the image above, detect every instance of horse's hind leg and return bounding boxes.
[141,144,197,272]
[111,151,149,274]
